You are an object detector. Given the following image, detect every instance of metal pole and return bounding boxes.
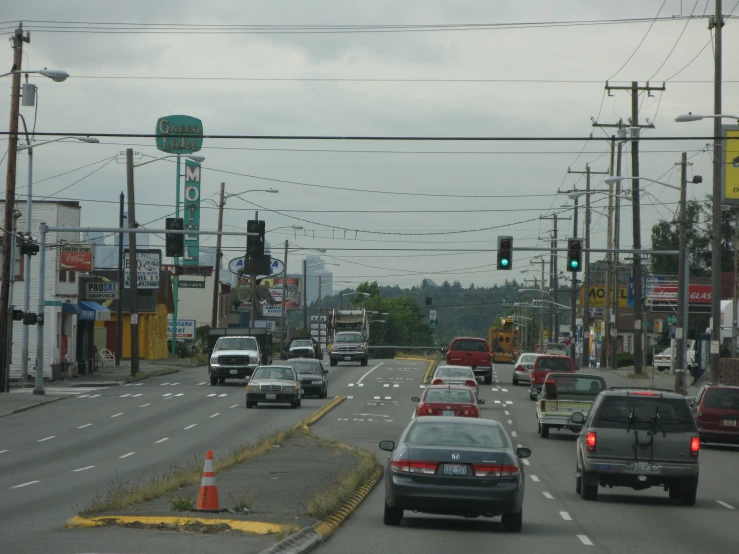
[611,134,623,369]
[733,207,739,357]
[680,247,690,392]
[631,82,644,375]
[171,154,181,358]
[126,149,139,376]
[603,137,616,369]
[302,259,308,331]
[20,145,33,382]
[33,223,48,395]
[570,197,579,366]
[211,182,225,329]
[710,0,723,383]
[115,192,124,365]
[318,275,322,358]
[553,214,560,340]
[582,165,592,369]
[540,260,545,349]
[280,240,288,357]
[676,152,688,392]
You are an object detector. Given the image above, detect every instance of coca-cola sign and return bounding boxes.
[60,243,94,271]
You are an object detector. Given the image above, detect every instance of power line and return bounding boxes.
[609,0,667,80]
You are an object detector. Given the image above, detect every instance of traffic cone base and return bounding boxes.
[195,450,223,512]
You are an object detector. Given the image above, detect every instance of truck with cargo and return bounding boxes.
[207,328,273,385]
[328,309,370,367]
[488,317,521,364]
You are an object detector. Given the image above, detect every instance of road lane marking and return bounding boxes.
[218,394,227,398]
[111,413,124,418]
[38,436,55,442]
[230,404,238,408]
[358,383,364,387]
[88,394,101,398]
[393,384,399,387]
[717,501,736,510]
[119,452,136,459]
[374,396,381,400]
[198,382,207,386]
[0,450,7,454]
[184,424,198,430]
[494,400,501,404]
[508,420,513,425]
[78,395,89,398]
[171,382,179,386]
[530,474,539,482]
[347,396,354,399]
[523,459,530,466]
[492,388,499,392]
[10,481,40,489]
[543,492,554,499]
[210,413,220,418]
[348,383,355,387]
[119,394,131,398]
[207,393,217,397]
[132,393,143,397]
[501,388,509,392]
[72,466,95,473]
[357,363,384,385]
[140,403,151,407]
[155,438,169,444]
[506,401,513,405]
[383,384,390,388]
[384,396,391,400]
[162,393,173,397]
[175,393,184,397]
[560,511,572,521]
[77,424,92,429]
[505,411,510,415]
[577,535,594,546]
[511,431,518,437]
[160,383,170,386]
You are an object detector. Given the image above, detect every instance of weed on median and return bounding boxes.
[227,490,256,513]
[272,524,301,542]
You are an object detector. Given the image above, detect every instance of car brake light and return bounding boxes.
[463,407,479,417]
[540,400,546,412]
[432,378,443,385]
[472,464,519,477]
[515,365,524,372]
[630,391,660,396]
[391,460,438,475]
[586,432,596,452]
[418,403,434,415]
[690,436,700,456]
[465,380,476,387]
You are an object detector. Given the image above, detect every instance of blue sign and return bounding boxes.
[228,257,284,278]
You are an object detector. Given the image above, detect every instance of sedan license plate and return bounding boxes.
[443,464,468,476]
[266,394,276,400]
[345,356,352,361]
[632,462,652,473]
[723,419,737,427]
[230,370,238,375]
[442,410,455,416]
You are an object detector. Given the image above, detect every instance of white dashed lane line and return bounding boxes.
[77,424,92,429]
[0,450,7,454]
[155,438,169,444]
[522,459,530,466]
[198,382,207,386]
[119,452,136,459]
[230,404,238,409]
[184,424,198,430]
[160,383,170,386]
[119,394,131,398]
[717,501,736,510]
[560,511,572,521]
[508,420,513,425]
[218,394,227,398]
[162,393,173,397]
[140,403,151,408]
[10,481,40,489]
[72,466,95,473]
[37,436,55,442]
[111,413,124,418]
[210,413,220,418]
[207,394,217,397]
[511,431,518,437]
[578,535,594,546]
[530,474,540,482]
[542,492,554,499]
[132,393,143,397]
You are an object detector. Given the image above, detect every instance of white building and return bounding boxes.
[3,200,81,380]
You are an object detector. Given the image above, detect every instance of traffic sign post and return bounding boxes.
[429,310,438,327]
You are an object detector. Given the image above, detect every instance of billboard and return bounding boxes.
[60,243,94,272]
[183,160,201,265]
[579,285,629,309]
[167,319,196,340]
[722,125,739,205]
[123,249,161,289]
[238,275,302,309]
[155,115,203,155]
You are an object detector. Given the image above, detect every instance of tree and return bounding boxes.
[700,194,735,272]
[650,198,711,276]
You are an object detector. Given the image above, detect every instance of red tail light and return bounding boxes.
[630,391,660,396]
[545,378,556,385]
[465,380,476,387]
[391,460,438,475]
[417,403,434,416]
[472,464,519,477]
[690,436,700,456]
[515,365,524,372]
[432,378,443,385]
[540,400,546,412]
[586,432,597,452]
[462,407,479,417]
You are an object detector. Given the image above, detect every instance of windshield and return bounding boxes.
[536,357,572,372]
[292,340,313,348]
[436,367,475,379]
[451,339,488,352]
[406,421,507,448]
[703,388,739,409]
[214,337,258,351]
[594,396,694,432]
[546,375,604,396]
[286,360,322,374]
[335,333,363,343]
[425,389,474,404]
[252,366,295,381]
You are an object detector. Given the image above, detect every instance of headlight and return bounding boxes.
[210,356,219,364]
[283,385,296,392]
[330,346,338,352]
[357,347,365,352]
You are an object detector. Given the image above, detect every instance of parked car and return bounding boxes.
[380,416,531,531]
[245,365,302,409]
[536,373,607,438]
[529,355,576,400]
[411,385,485,418]
[653,342,697,372]
[571,388,700,505]
[284,358,329,398]
[691,384,739,444]
[512,353,540,386]
[431,366,479,398]
[445,337,494,384]
[208,336,263,386]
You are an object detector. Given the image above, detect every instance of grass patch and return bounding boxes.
[170,497,194,512]
[273,524,301,542]
[227,490,256,512]
[79,428,293,516]
[627,371,650,379]
[122,368,178,383]
[303,442,379,520]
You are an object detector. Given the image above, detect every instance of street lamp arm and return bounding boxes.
[225,188,279,200]
[17,136,99,152]
[675,113,739,122]
[603,175,680,191]
[0,68,69,82]
[133,153,205,168]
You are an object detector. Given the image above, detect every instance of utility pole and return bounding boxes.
[0,24,29,392]
[115,192,124,366]
[733,206,739,357]
[541,214,570,343]
[211,182,225,329]
[605,81,665,374]
[676,152,689,393]
[603,138,616,369]
[318,275,323,358]
[125,149,139,377]
[279,240,289,358]
[302,259,308,331]
[710,2,724,383]
[568,164,609,368]
[540,258,546,349]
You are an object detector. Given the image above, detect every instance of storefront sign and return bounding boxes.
[167,319,196,340]
[263,306,283,317]
[123,249,161,289]
[60,243,94,271]
[155,115,203,154]
[183,159,201,265]
[722,125,739,204]
[178,279,206,289]
[580,285,629,308]
[85,280,119,300]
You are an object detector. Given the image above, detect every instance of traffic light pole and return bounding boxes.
[171,154,181,359]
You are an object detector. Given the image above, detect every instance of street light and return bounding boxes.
[675,113,739,122]
[340,291,371,309]
[133,153,205,168]
[0,68,69,82]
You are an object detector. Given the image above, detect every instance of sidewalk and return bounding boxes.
[583,365,701,397]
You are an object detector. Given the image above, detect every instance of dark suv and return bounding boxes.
[571,388,700,505]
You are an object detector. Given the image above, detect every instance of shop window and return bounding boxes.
[69,270,76,283]
[59,270,67,282]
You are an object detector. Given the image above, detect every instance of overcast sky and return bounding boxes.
[2,1,737,291]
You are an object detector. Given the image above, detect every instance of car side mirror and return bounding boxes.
[323,369,329,374]
[689,400,694,407]
[570,412,585,425]
[478,398,486,405]
[379,440,395,452]
[694,417,702,428]
[516,447,532,459]
[411,396,420,403]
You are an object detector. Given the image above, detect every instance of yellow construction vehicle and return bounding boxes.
[488,317,521,364]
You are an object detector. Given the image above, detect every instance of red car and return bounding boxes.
[445,337,494,384]
[691,384,739,444]
[411,385,485,418]
[528,355,576,400]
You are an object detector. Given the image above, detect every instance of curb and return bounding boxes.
[423,358,440,384]
[0,395,67,419]
[122,368,181,384]
[294,395,346,435]
[65,514,289,535]
[259,464,384,554]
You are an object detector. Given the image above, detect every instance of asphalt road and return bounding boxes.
[0,358,377,554]
[310,362,739,554]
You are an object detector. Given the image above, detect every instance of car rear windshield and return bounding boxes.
[252,367,294,381]
[703,388,739,410]
[214,337,258,351]
[546,375,604,396]
[451,339,488,352]
[436,367,474,379]
[335,333,363,343]
[536,357,572,372]
[593,396,694,432]
[407,421,507,449]
[520,355,538,364]
[425,389,474,404]
[286,361,322,374]
[292,340,313,348]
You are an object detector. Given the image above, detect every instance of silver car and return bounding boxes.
[246,365,302,409]
[512,353,540,386]
[431,366,479,398]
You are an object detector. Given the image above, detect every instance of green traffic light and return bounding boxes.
[570,260,579,269]
[501,258,509,267]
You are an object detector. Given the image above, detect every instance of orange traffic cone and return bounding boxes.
[196,450,221,512]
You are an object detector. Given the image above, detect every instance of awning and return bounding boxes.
[79,301,111,322]
[62,302,81,315]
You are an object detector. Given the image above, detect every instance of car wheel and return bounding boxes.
[580,472,598,501]
[540,424,550,439]
[501,509,522,532]
[361,356,368,367]
[679,486,697,506]
[291,399,299,409]
[529,392,536,401]
[210,375,218,386]
[575,472,582,494]
[219,377,226,384]
[321,387,328,399]
[246,401,255,409]
[383,502,403,526]
[484,374,493,385]
[330,358,337,367]
[668,485,681,500]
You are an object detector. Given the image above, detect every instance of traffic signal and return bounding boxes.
[176,265,213,277]
[19,237,39,256]
[567,238,582,272]
[165,218,184,257]
[497,236,513,270]
[246,220,266,257]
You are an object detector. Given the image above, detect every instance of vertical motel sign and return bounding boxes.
[183,159,201,265]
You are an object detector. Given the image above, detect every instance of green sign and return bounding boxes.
[183,159,201,265]
[179,280,206,289]
[44,300,62,306]
[643,321,650,328]
[155,115,203,154]
[667,316,677,324]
